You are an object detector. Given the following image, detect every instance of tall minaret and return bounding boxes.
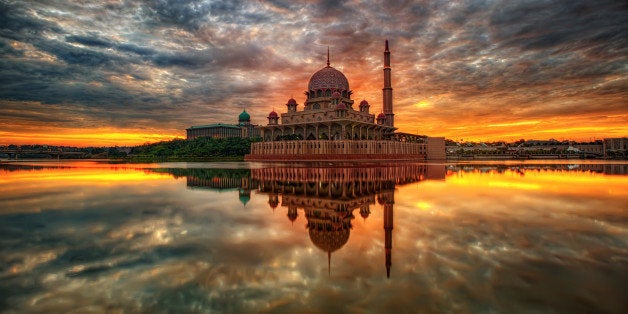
[383,40,394,127]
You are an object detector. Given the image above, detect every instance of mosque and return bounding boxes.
[245,40,445,161]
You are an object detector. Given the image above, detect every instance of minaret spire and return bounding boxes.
[328,251,331,276]
[382,39,394,128]
[326,46,330,67]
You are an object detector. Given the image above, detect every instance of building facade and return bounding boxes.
[245,41,445,161]
[604,137,627,157]
[186,109,261,140]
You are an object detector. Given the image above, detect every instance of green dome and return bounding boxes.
[238,109,250,122]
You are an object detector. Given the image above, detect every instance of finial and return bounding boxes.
[328,251,331,276]
[385,40,389,52]
[327,46,330,67]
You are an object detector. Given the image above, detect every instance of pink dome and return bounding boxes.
[336,103,347,110]
[360,99,369,106]
[377,112,386,119]
[287,98,297,105]
[268,110,278,118]
[331,91,341,99]
[308,66,349,92]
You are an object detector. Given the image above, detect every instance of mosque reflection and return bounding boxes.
[152,161,626,278]
[163,163,446,278]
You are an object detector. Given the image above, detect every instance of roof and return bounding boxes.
[187,123,241,130]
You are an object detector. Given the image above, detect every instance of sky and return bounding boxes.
[0,0,626,146]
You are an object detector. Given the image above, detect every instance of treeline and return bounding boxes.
[129,137,259,161]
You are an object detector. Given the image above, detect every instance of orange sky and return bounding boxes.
[1,1,626,146]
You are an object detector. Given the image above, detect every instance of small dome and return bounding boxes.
[336,103,347,110]
[239,194,250,206]
[268,110,278,118]
[359,100,369,107]
[331,91,341,99]
[377,112,386,119]
[238,109,250,122]
[287,98,297,105]
[269,196,279,209]
[287,207,298,222]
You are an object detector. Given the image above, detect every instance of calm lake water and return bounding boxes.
[1,160,627,313]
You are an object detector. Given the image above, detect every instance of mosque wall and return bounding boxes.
[246,140,427,161]
[426,137,447,160]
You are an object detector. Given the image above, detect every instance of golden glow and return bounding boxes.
[487,121,540,128]
[0,129,180,146]
[446,169,628,197]
[0,167,171,185]
[488,181,541,190]
[0,164,175,215]
[413,100,432,109]
[416,201,432,211]
[394,114,628,142]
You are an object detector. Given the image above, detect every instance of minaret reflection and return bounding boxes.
[253,163,446,278]
[378,189,394,278]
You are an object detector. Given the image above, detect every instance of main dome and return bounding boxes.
[308,66,349,92]
[309,228,350,253]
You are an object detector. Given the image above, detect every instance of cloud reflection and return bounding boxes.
[0,161,626,313]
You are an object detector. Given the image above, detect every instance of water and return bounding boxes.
[1,160,626,313]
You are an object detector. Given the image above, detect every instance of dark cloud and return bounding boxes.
[117,43,157,57]
[0,2,62,41]
[65,34,113,48]
[0,0,626,142]
[490,0,628,55]
[141,0,212,30]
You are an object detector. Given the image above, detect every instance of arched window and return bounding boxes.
[313,103,320,110]
[325,90,331,97]
[317,90,322,97]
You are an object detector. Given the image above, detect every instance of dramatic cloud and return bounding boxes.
[0,0,626,145]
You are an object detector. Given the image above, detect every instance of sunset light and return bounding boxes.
[0,1,625,146]
[0,129,180,147]
[1,1,626,312]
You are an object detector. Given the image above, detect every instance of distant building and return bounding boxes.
[571,141,603,155]
[186,109,261,140]
[604,137,627,157]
